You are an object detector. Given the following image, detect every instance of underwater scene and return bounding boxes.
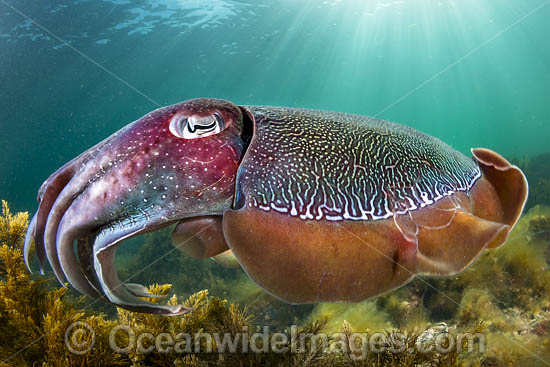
[1,0,550,366]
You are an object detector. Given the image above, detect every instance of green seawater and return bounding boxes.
[1,0,550,365]
[1,0,548,214]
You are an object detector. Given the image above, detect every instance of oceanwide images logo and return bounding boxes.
[65,321,486,359]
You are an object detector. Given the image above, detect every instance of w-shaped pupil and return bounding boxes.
[187,119,216,133]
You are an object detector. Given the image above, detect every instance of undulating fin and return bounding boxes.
[223,147,529,302]
[470,148,528,248]
[413,210,507,275]
[22,96,531,313]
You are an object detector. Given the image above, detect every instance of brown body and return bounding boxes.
[176,148,527,304]
[26,99,528,314]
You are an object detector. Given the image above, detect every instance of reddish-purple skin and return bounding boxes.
[25,98,246,314]
[24,97,515,315]
[76,99,243,223]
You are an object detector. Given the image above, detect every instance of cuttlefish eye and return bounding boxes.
[169,112,225,139]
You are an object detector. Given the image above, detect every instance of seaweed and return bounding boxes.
[0,200,126,367]
[300,203,550,365]
[1,200,489,366]
[116,227,314,329]
[513,153,550,210]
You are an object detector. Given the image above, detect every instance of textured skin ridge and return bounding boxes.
[236,106,482,221]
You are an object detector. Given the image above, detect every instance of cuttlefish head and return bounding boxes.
[24,98,248,314]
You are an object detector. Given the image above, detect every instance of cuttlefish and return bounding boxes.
[24,98,528,315]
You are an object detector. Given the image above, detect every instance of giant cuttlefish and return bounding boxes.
[24,98,528,315]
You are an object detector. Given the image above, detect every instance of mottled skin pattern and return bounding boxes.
[26,99,246,313]
[237,107,481,221]
[24,98,528,315]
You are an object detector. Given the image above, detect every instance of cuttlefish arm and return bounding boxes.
[24,99,248,314]
[24,98,528,315]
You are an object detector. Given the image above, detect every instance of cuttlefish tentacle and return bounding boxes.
[25,99,246,314]
[93,225,189,314]
[124,283,166,299]
[24,98,527,315]
[29,161,78,274]
[26,125,133,274]
[44,153,122,287]
[56,198,104,298]
[44,179,91,286]
[23,212,37,272]
[76,237,103,296]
